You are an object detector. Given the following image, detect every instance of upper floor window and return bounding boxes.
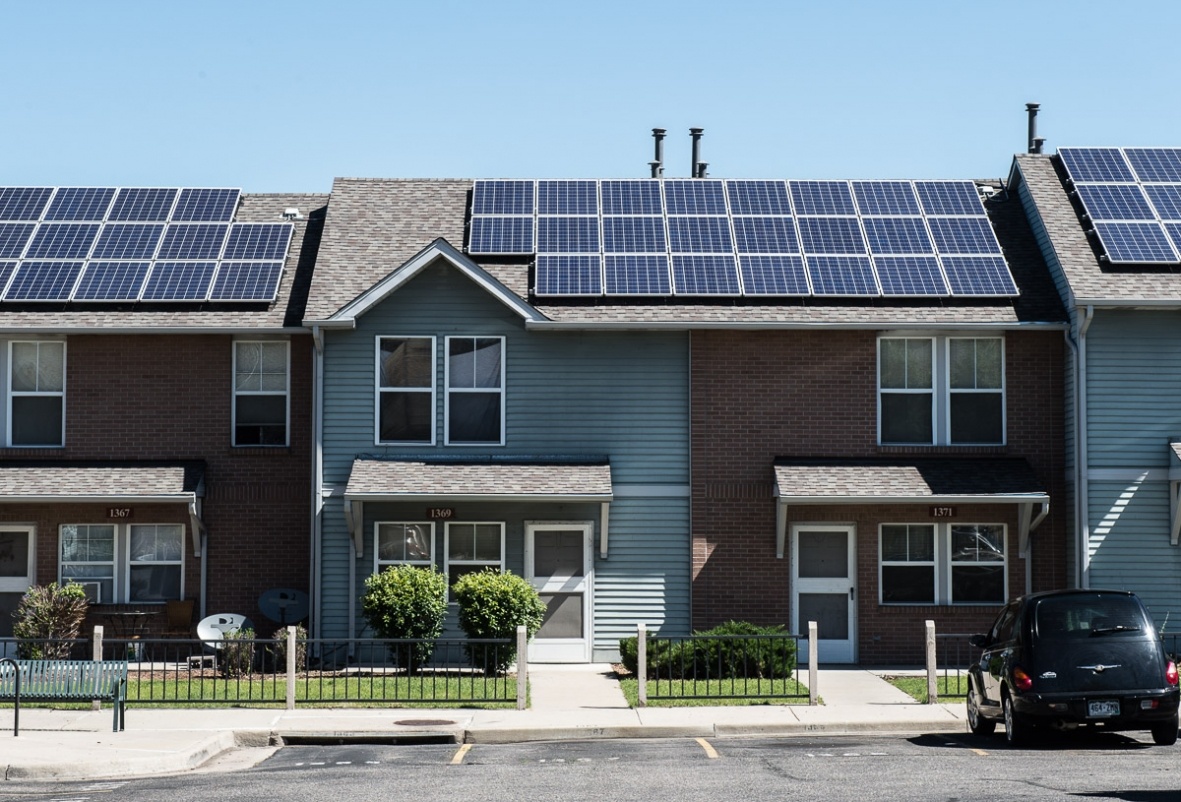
[878,336,1004,445]
[9,340,65,447]
[233,341,289,446]
[377,337,435,444]
[446,337,504,445]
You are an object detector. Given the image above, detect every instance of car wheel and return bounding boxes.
[1003,690,1030,746]
[966,677,996,736]
[1151,714,1178,746]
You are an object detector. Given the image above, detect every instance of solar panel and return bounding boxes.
[1074,184,1155,221]
[107,188,179,221]
[1124,148,1181,183]
[672,254,740,295]
[222,223,294,260]
[471,180,534,216]
[141,261,216,300]
[534,254,603,296]
[738,255,810,295]
[90,223,164,260]
[600,180,663,215]
[790,181,856,215]
[941,256,1020,295]
[0,223,35,259]
[0,262,15,292]
[73,261,151,301]
[726,180,791,215]
[806,255,878,295]
[1144,185,1181,221]
[852,181,921,216]
[601,216,666,252]
[536,217,600,253]
[24,223,100,259]
[468,217,534,254]
[157,223,229,260]
[731,217,799,254]
[536,180,597,215]
[914,181,985,216]
[1163,223,1181,255]
[862,217,933,255]
[1092,221,1178,263]
[4,260,84,301]
[603,254,670,294]
[0,188,54,221]
[664,180,727,215]
[874,256,948,296]
[797,217,866,255]
[44,188,116,221]
[1058,148,1135,183]
[209,261,285,301]
[170,189,240,222]
[927,217,1003,254]
[667,217,733,253]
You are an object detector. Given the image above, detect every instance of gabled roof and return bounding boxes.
[344,457,612,501]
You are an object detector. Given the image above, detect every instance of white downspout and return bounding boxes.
[311,326,324,639]
[1078,305,1094,588]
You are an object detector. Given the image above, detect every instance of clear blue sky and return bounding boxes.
[4,0,1177,192]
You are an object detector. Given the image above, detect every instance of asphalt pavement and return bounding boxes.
[0,666,968,781]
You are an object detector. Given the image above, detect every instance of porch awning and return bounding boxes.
[771,457,1050,558]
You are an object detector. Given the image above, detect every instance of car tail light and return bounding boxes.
[1166,661,1179,687]
[1013,666,1034,692]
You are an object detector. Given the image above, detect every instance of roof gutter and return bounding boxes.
[0,326,312,335]
[1076,304,1095,588]
[523,320,1070,333]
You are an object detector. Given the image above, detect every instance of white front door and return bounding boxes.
[525,522,593,663]
[791,524,856,664]
[0,527,35,651]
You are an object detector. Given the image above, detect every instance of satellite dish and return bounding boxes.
[258,588,309,625]
[196,613,254,649]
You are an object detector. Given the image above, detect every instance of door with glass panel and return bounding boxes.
[0,527,34,654]
[525,523,593,663]
[791,524,856,663]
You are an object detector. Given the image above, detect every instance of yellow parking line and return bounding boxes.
[450,743,473,765]
[695,737,720,759]
[970,748,989,757]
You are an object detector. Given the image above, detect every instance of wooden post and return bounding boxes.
[808,621,818,706]
[637,623,647,708]
[925,620,937,704]
[92,625,104,711]
[516,626,527,710]
[286,626,296,711]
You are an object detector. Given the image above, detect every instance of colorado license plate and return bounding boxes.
[1088,699,1120,718]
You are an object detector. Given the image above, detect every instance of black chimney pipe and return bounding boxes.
[690,128,703,178]
[651,128,666,178]
[1026,103,1041,154]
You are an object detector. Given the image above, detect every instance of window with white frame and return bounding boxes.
[233,341,289,446]
[60,523,184,603]
[9,340,65,447]
[444,522,504,592]
[878,336,1004,445]
[879,523,1006,605]
[377,337,435,444]
[445,337,504,445]
[375,522,435,570]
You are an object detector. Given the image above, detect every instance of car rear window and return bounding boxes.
[1033,594,1149,638]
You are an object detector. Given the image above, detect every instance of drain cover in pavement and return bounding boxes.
[395,719,456,726]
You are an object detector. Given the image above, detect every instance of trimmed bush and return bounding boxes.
[361,565,448,673]
[271,624,308,673]
[220,627,256,678]
[621,621,796,680]
[452,569,546,675]
[12,582,89,659]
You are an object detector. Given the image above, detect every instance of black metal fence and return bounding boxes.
[639,633,809,703]
[934,633,975,697]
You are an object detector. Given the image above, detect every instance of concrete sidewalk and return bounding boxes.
[0,667,967,782]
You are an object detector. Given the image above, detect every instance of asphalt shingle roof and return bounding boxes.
[345,458,613,499]
[772,457,1047,500]
[0,460,204,498]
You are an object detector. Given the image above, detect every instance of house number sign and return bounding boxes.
[107,507,134,519]
[428,508,455,519]
[929,506,957,518]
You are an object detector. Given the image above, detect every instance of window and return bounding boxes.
[444,522,504,592]
[375,522,435,571]
[446,337,504,445]
[60,523,184,603]
[878,336,1004,445]
[233,341,289,446]
[879,523,1006,605]
[9,340,65,447]
[377,337,435,444]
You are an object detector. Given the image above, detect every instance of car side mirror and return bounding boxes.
[969,633,990,649]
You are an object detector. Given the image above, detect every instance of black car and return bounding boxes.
[967,589,1180,746]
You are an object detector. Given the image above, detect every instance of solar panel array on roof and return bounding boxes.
[0,187,291,302]
[470,178,1018,298]
[1059,146,1181,264]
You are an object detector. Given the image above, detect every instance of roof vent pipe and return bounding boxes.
[696,162,709,178]
[690,127,704,178]
[1033,137,1046,155]
[651,128,666,178]
[1026,103,1041,154]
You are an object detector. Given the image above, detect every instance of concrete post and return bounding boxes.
[925,620,937,704]
[92,625,104,711]
[516,626,527,710]
[637,623,647,708]
[286,626,297,711]
[808,621,818,706]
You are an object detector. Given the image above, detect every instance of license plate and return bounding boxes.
[1088,700,1120,718]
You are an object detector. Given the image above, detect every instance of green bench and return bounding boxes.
[0,658,127,733]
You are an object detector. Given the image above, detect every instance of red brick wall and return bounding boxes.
[690,329,1067,664]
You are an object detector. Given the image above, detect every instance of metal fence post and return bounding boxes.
[516,626,527,710]
[637,623,647,708]
[286,626,296,711]
[92,625,103,712]
[925,620,937,704]
[808,621,818,706]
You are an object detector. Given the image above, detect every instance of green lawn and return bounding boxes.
[618,677,810,707]
[886,675,969,703]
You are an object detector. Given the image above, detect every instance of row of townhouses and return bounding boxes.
[1,132,1179,664]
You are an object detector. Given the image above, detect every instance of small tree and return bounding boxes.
[452,569,546,676]
[219,627,256,678]
[271,624,308,673]
[12,582,89,659]
[361,565,448,673]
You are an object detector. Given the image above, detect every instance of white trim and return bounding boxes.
[374,336,437,446]
[232,339,290,447]
[945,336,1006,447]
[443,521,506,593]
[525,521,594,663]
[878,523,937,605]
[791,523,856,664]
[0,525,34,595]
[876,521,1009,606]
[59,522,186,605]
[444,336,506,447]
[7,339,66,448]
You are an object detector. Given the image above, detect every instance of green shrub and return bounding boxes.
[361,565,448,673]
[271,624,308,673]
[452,569,545,675]
[219,627,256,678]
[621,621,796,680]
[12,582,89,659]
[618,633,685,678]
